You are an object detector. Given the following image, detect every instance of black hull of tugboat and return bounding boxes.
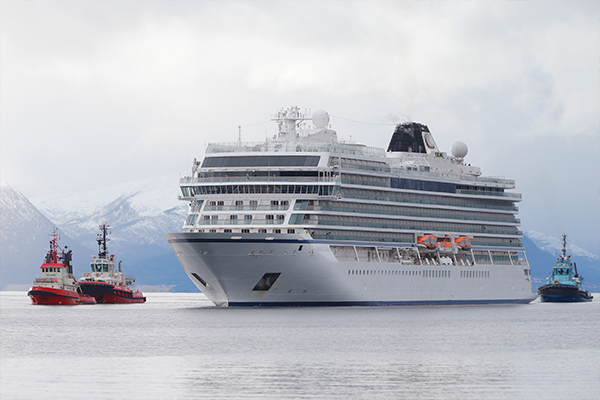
[538,284,593,303]
[79,282,146,304]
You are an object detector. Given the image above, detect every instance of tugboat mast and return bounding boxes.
[97,219,111,259]
[561,234,568,258]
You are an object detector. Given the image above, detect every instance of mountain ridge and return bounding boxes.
[2,179,598,292]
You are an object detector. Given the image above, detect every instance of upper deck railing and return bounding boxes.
[201,141,517,190]
[206,141,386,158]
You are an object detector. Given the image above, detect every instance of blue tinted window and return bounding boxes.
[202,155,320,168]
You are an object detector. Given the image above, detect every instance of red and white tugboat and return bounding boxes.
[78,220,146,304]
[27,229,96,305]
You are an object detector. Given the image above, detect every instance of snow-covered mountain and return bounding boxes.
[0,182,92,289]
[2,177,597,292]
[523,230,599,291]
[1,177,195,291]
[30,173,188,252]
[526,230,599,261]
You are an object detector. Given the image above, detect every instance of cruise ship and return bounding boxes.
[165,107,536,306]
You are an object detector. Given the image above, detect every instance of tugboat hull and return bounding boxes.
[28,286,81,305]
[79,281,146,304]
[538,284,593,303]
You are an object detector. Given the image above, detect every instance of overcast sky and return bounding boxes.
[1,0,599,253]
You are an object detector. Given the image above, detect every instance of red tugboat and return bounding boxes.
[78,220,146,304]
[27,229,96,305]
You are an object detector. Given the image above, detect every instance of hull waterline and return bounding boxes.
[28,287,80,306]
[538,284,593,303]
[166,232,537,307]
[79,281,146,304]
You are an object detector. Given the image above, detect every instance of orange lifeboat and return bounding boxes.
[455,236,472,251]
[417,234,437,251]
[437,237,453,253]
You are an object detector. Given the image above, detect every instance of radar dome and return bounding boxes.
[312,109,330,129]
[451,141,468,159]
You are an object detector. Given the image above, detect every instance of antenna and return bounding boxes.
[238,125,242,145]
[97,219,111,259]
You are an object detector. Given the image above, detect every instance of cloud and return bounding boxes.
[1,0,598,253]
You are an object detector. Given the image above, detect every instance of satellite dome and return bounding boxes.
[451,141,468,159]
[312,109,330,129]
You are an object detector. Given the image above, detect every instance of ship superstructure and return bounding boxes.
[166,107,535,306]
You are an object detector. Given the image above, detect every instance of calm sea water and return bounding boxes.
[1,291,598,400]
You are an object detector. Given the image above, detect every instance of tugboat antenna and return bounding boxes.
[561,234,567,258]
[97,219,111,259]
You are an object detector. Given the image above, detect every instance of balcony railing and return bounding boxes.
[206,141,386,158]
[180,176,340,184]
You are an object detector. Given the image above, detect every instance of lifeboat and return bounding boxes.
[417,234,437,251]
[455,236,472,251]
[437,237,453,253]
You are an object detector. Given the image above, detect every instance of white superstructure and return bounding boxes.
[166,106,535,306]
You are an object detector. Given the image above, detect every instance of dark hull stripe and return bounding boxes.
[27,289,79,300]
[539,295,592,302]
[228,298,534,307]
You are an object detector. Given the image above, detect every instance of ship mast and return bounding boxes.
[46,228,61,264]
[271,106,309,141]
[97,219,111,259]
[561,234,567,258]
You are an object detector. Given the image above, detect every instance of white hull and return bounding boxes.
[166,232,536,306]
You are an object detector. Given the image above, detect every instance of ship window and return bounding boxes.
[209,201,216,206]
[252,273,281,291]
[289,214,305,225]
[197,201,204,212]
[202,155,320,168]
[224,229,232,233]
[241,229,250,233]
[185,214,197,226]
[287,229,295,234]
[209,229,217,233]
[258,229,267,233]
[277,215,285,221]
[273,229,281,233]
[271,200,279,206]
[244,215,253,221]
